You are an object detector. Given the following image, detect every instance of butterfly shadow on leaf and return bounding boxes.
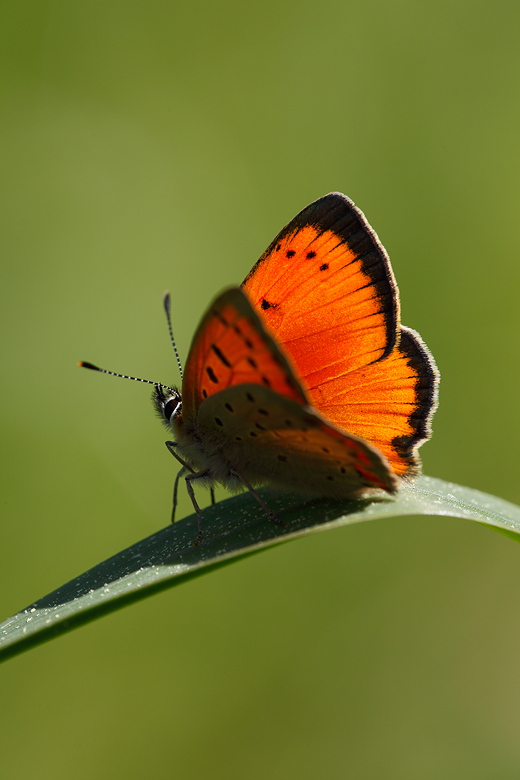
[204,487,396,544]
[27,489,394,611]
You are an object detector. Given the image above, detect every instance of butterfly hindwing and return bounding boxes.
[311,325,439,476]
[197,383,397,496]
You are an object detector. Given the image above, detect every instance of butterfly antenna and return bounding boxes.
[78,361,175,393]
[163,291,183,381]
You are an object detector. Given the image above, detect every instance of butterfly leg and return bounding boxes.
[185,469,211,547]
[165,442,213,545]
[165,441,194,472]
[171,467,186,523]
[165,441,195,525]
[210,487,215,505]
[232,470,286,528]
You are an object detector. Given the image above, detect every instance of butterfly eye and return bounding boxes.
[162,394,182,423]
[152,385,182,425]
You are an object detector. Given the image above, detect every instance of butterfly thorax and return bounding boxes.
[171,412,247,491]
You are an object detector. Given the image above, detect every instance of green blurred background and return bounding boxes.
[2,1,520,777]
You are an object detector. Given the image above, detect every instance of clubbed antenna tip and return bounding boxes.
[78,361,172,390]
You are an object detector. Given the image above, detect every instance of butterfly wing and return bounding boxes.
[181,287,397,495]
[243,192,400,375]
[313,326,439,476]
[181,287,308,423]
[197,383,397,496]
[242,192,439,477]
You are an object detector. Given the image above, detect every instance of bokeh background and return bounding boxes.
[2,1,520,778]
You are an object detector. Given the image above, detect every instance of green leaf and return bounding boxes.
[1,475,520,663]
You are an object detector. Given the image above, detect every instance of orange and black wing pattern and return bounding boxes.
[242,192,439,477]
[311,326,438,476]
[181,287,308,423]
[243,192,400,376]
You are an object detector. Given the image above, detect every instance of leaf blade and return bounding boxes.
[1,475,519,663]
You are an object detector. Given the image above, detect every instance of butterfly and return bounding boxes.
[81,192,439,545]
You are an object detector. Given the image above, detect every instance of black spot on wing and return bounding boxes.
[211,344,231,367]
[206,366,219,384]
[242,193,399,359]
[213,310,229,327]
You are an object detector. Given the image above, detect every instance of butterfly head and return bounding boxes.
[153,384,182,428]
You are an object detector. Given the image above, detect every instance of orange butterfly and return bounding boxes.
[81,193,439,545]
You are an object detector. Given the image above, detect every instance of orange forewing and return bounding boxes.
[243,192,438,477]
[181,287,307,422]
[244,193,399,377]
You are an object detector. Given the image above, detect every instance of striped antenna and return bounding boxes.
[163,291,183,381]
[78,361,175,393]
